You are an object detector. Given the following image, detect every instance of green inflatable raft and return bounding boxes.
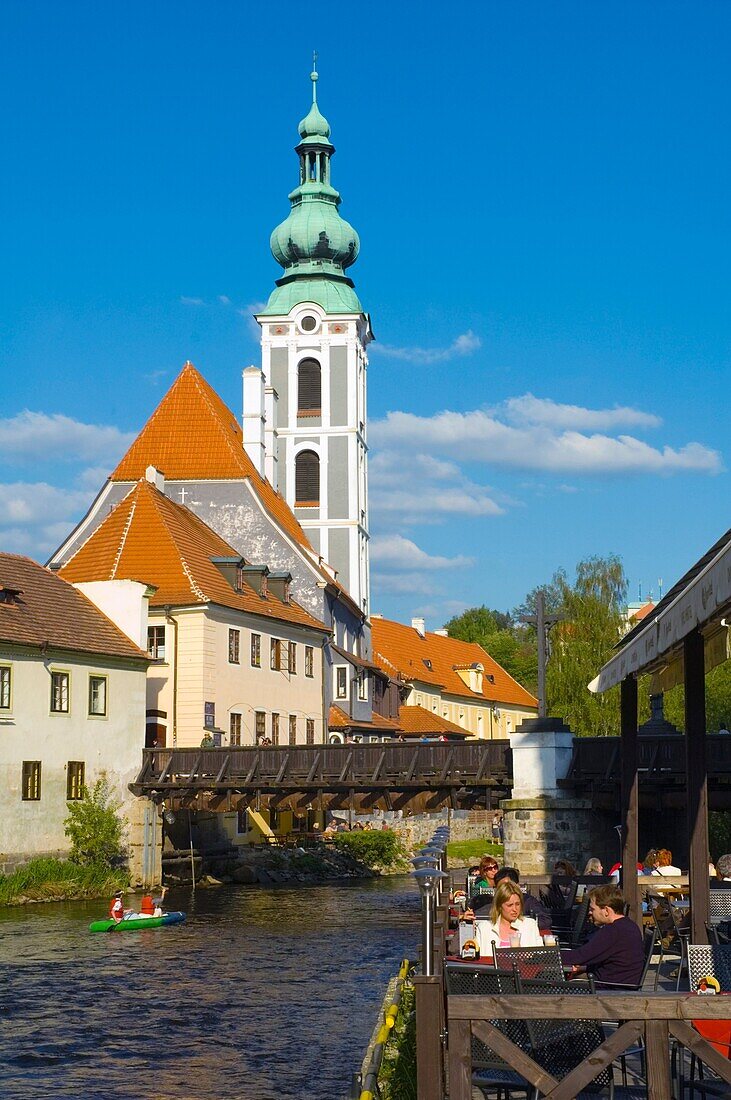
[89,911,186,933]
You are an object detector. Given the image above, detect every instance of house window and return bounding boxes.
[270,639,282,671]
[230,712,242,746]
[255,711,266,741]
[66,761,85,800]
[289,715,297,745]
[22,761,41,801]
[88,675,107,717]
[251,633,261,667]
[306,719,315,745]
[271,712,280,746]
[305,646,314,678]
[297,357,321,413]
[147,625,165,660]
[357,671,368,701]
[0,665,11,710]
[295,450,320,504]
[228,629,240,664]
[335,666,347,699]
[51,671,69,714]
[288,642,297,674]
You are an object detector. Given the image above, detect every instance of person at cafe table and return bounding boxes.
[562,885,644,986]
[473,881,543,955]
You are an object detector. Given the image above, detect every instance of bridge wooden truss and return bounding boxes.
[562,733,731,810]
[130,741,513,816]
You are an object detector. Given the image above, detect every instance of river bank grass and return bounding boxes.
[446,837,504,864]
[0,858,125,906]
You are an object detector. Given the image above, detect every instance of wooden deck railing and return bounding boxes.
[447,993,731,1100]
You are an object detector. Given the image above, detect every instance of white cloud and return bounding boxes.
[504,393,662,431]
[371,408,722,476]
[238,301,267,342]
[180,296,205,306]
[143,368,169,386]
[369,451,503,523]
[370,534,473,570]
[373,329,482,364]
[0,481,95,559]
[372,573,441,595]
[218,295,231,305]
[0,412,134,465]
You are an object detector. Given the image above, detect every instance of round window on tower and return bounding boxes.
[299,314,319,334]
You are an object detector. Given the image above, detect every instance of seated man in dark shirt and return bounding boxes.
[562,884,644,986]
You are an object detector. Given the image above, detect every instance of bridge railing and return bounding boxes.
[564,732,731,784]
[132,740,513,793]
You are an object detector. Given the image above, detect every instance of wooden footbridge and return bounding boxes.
[130,741,513,816]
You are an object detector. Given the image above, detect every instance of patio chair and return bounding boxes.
[648,893,683,990]
[678,945,731,1097]
[513,973,614,1096]
[670,901,692,991]
[687,944,731,992]
[445,962,534,1097]
[493,945,565,980]
[706,922,731,946]
[708,890,731,926]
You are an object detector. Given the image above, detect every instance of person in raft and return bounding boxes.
[109,890,130,922]
[138,886,168,918]
[473,880,543,955]
[562,885,644,986]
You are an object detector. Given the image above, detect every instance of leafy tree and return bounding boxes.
[64,776,128,869]
[543,555,628,737]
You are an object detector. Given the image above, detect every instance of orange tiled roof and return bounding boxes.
[371,616,537,708]
[111,361,313,554]
[398,705,472,738]
[328,705,401,732]
[58,480,328,633]
[0,553,148,662]
[631,600,656,622]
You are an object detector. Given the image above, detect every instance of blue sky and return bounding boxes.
[1,1,730,627]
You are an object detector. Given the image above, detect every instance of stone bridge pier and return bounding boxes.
[502,718,614,874]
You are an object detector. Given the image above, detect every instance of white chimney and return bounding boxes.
[242,366,266,476]
[412,617,426,637]
[434,629,448,637]
[264,384,279,490]
[145,466,165,492]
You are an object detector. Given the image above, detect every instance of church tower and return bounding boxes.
[250,65,372,617]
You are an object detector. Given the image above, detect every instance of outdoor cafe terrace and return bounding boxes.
[408,524,731,1100]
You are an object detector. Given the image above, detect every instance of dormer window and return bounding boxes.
[0,586,22,605]
[423,659,432,671]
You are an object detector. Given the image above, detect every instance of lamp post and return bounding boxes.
[412,866,447,976]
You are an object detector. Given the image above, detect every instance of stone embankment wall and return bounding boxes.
[388,809,499,854]
[164,841,378,888]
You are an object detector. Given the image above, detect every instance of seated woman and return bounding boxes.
[640,849,661,875]
[474,880,543,955]
[656,849,682,875]
[473,856,499,891]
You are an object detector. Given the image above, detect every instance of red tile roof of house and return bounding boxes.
[108,360,362,618]
[0,553,148,662]
[111,361,313,553]
[371,616,537,708]
[328,705,401,732]
[398,706,472,738]
[630,600,656,623]
[58,480,328,632]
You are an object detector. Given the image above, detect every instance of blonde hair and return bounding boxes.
[490,880,524,925]
[583,858,603,875]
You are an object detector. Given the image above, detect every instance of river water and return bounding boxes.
[0,876,419,1100]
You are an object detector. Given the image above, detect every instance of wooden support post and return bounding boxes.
[413,974,443,1100]
[645,1020,672,1100]
[684,628,710,944]
[620,675,640,925]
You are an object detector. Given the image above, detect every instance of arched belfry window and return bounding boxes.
[295,450,320,505]
[298,358,321,414]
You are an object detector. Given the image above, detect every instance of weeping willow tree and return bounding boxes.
[543,555,628,737]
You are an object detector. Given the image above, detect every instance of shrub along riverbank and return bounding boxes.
[0,858,126,907]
